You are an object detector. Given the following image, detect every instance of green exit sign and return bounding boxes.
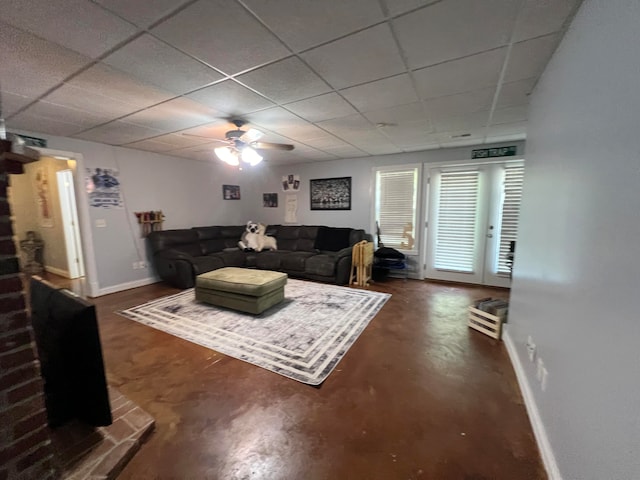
[472,146,517,159]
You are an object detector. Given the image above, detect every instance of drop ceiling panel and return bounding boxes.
[340,74,419,112]
[237,57,332,104]
[242,0,384,52]
[0,0,138,58]
[0,22,92,99]
[44,84,144,120]
[321,145,368,158]
[302,135,351,149]
[491,105,528,125]
[432,111,490,133]
[435,128,485,147]
[301,24,406,89]
[383,0,440,17]
[102,34,223,94]
[64,64,174,110]
[18,101,115,130]
[388,129,441,148]
[2,92,33,117]
[121,98,219,132]
[186,81,275,115]
[513,0,580,42]
[393,0,519,69]
[245,107,310,132]
[122,138,176,153]
[413,48,506,99]
[496,78,536,107]
[151,0,289,75]
[272,124,329,142]
[9,112,87,137]
[317,114,381,138]
[504,34,560,83]
[148,132,219,148]
[362,102,430,126]
[94,0,192,28]
[284,93,358,123]
[486,121,527,138]
[74,121,165,145]
[425,88,495,118]
[178,121,235,143]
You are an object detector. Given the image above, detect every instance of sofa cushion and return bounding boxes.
[314,227,352,252]
[255,252,283,270]
[192,255,225,275]
[280,252,316,272]
[148,229,199,254]
[212,250,247,267]
[305,254,336,277]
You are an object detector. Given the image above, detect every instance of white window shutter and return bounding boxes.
[434,171,479,273]
[376,168,418,250]
[497,165,524,275]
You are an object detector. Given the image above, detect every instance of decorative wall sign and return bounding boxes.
[86,167,123,208]
[310,177,351,211]
[285,194,297,223]
[471,146,517,159]
[33,166,54,227]
[282,174,300,192]
[222,184,241,200]
[263,193,278,207]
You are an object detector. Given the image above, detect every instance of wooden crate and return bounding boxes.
[468,306,504,340]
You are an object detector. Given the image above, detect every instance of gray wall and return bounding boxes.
[257,140,525,234]
[508,0,640,478]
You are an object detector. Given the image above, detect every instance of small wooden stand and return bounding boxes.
[135,211,165,237]
[349,240,374,287]
[468,307,504,340]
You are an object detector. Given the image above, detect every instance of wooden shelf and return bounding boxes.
[0,151,38,164]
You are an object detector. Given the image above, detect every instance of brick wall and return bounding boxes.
[0,143,57,480]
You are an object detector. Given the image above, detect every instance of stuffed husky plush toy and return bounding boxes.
[238,221,278,252]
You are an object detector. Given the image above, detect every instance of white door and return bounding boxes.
[425,161,524,287]
[57,169,85,279]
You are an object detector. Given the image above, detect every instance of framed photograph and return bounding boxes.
[263,193,278,207]
[222,184,240,200]
[310,177,351,210]
[282,174,300,192]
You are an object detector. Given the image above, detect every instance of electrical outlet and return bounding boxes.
[526,336,536,362]
[536,358,545,382]
[132,261,139,269]
[139,261,146,269]
[541,367,549,391]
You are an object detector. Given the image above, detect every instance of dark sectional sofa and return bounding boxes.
[147,225,370,289]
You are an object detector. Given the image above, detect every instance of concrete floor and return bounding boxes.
[51,275,545,479]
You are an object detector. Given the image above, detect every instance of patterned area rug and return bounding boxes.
[119,279,390,385]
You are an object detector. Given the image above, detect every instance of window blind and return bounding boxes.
[497,165,524,275]
[376,168,418,250]
[434,171,479,273]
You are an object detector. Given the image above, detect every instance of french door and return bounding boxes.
[424,161,524,287]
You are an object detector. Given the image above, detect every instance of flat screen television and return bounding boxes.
[30,277,112,428]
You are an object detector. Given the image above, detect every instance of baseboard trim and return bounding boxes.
[503,327,563,480]
[95,277,159,297]
[45,265,70,278]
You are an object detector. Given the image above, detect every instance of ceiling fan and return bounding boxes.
[185,119,294,167]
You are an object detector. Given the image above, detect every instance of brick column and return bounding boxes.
[0,144,57,479]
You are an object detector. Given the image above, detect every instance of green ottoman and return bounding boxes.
[195,267,288,314]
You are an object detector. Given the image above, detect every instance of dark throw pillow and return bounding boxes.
[314,227,352,252]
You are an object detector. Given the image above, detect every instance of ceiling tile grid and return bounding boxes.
[0,0,583,165]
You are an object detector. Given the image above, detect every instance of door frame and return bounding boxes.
[422,157,525,286]
[25,147,99,296]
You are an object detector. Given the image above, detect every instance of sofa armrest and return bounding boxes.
[333,246,353,259]
[155,248,195,261]
[152,251,196,289]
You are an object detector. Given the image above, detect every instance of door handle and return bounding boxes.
[487,234,493,238]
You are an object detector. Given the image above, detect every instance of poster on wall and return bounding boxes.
[33,166,54,227]
[263,193,278,207]
[285,194,297,223]
[282,174,300,192]
[86,167,124,209]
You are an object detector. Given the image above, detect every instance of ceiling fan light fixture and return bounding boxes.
[214,146,239,166]
[244,128,263,142]
[241,146,263,166]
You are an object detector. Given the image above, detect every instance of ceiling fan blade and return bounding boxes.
[181,133,229,142]
[251,141,294,151]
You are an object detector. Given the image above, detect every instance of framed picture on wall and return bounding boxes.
[310,177,351,210]
[222,184,240,200]
[263,193,278,207]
